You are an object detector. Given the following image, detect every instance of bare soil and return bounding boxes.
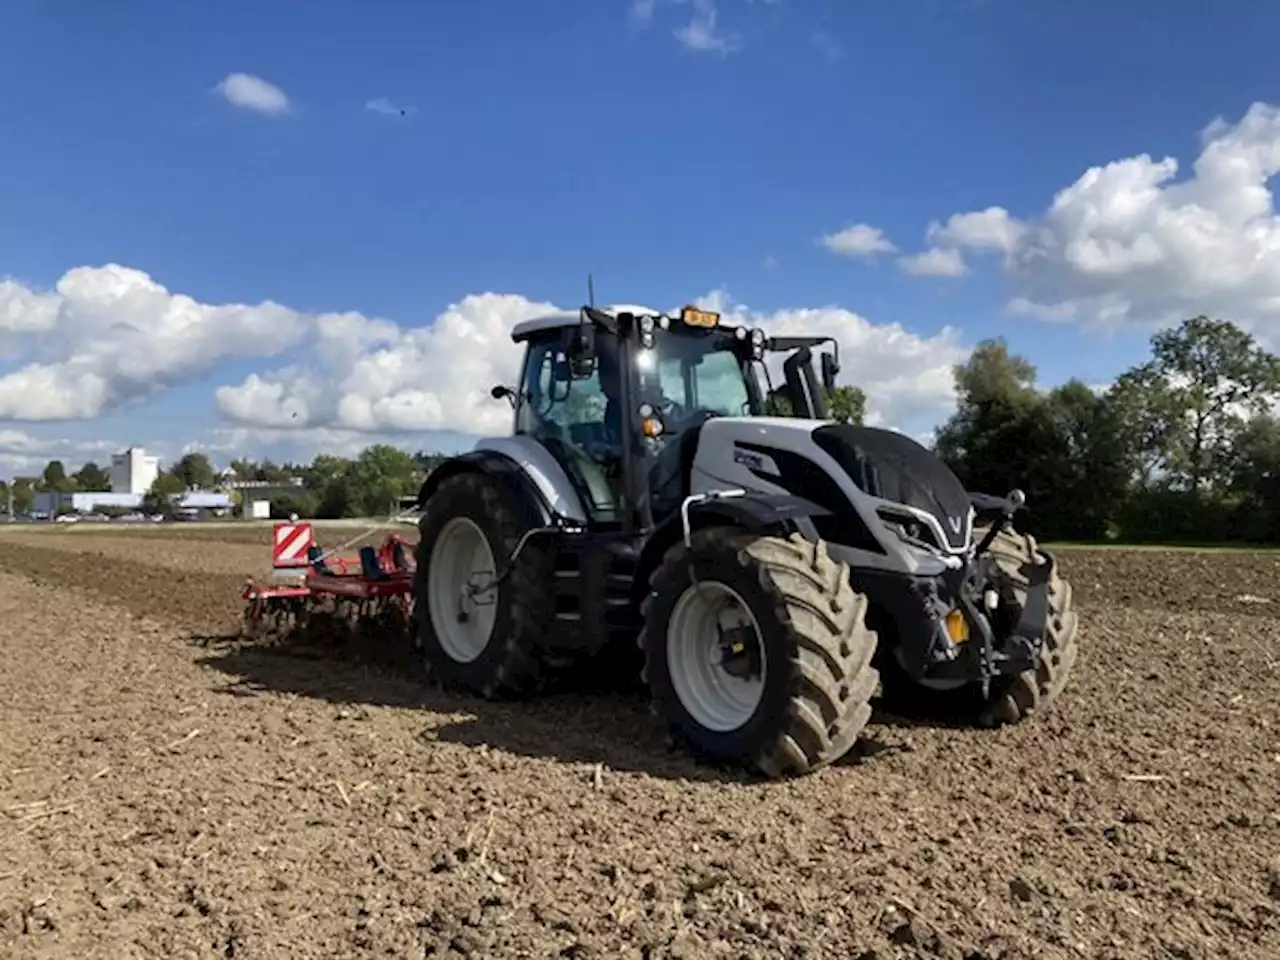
[1,530,1278,959]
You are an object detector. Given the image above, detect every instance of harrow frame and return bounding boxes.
[239,521,418,644]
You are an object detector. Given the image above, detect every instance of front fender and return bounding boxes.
[631,492,831,607]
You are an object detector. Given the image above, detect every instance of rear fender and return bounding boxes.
[417,450,555,533]
[631,492,830,607]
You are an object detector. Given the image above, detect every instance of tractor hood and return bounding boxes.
[810,423,972,549]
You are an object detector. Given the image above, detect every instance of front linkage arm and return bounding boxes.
[966,487,1057,698]
[972,487,1026,556]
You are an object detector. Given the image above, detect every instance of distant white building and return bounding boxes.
[109,447,160,495]
[34,490,234,517]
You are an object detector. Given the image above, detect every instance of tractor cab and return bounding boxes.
[500,303,841,534]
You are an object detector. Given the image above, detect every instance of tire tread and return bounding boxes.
[640,527,880,779]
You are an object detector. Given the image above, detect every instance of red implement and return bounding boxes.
[240,522,417,641]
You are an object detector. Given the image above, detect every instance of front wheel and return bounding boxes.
[877,526,1079,725]
[639,528,880,779]
[978,526,1079,725]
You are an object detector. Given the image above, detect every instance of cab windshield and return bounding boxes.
[632,329,760,429]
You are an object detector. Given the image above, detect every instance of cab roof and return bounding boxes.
[510,303,661,343]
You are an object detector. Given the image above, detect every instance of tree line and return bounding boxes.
[1,447,449,520]
[147,447,452,520]
[933,315,1280,544]
[7,313,1279,543]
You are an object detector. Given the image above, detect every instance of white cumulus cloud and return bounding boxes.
[215,73,291,116]
[820,223,898,260]
[630,0,659,26]
[914,101,1280,342]
[216,288,968,444]
[215,294,559,439]
[629,0,742,56]
[674,0,742,55]
[0,264,309,420]
[0,258,972,468]
[0,429,119,476]
[898,247,967,278]
[690,290,968,431]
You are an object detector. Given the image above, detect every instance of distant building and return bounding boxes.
[34,491,146,515]
[219,476,304,491]
[176,492,234,510]
[33,489,235,517]
[110,447,160,495]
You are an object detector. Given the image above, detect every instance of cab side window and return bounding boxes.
[517,339,608,439]
[516,334,620,521]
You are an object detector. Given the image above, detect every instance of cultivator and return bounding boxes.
[239,521,417,645]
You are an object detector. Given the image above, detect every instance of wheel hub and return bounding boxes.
[717,624,761,680]
[427,517,499,663]
[455,572,496,624]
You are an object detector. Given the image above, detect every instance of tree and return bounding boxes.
[270,490,319,519]
[826,385,866,425]
[1225,413,1280,541]
[73,461,111,491]
[933,339,1076,538]
[301,454,351,493]
[348,444,419,517]
[141,472,187,516]
[414,451,448,473]
[170,452,217,491]
[765,385,866,424]
[228,458,257,481]
[41,460,74,493]
[1043,380,1132,540]
[10,478,36,515]
[1106,372,1182,490]
[1116,316,1280,493]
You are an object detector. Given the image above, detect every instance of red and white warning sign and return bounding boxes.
[272,522,314,568]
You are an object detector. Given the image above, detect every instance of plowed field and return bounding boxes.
[1,526,1278,959]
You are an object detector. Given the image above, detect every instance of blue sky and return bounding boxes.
[3,0,1280,477]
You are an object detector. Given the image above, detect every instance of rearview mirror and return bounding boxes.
[820,352,840,394]
[490,384,518,408]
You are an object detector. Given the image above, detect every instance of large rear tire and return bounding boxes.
[639,528,879,779]
[415,472,555,698]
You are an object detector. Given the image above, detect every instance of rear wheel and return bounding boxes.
[640,528,879,778]
[415,472,555,698]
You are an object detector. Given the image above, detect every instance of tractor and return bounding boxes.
[413,302,1079,778]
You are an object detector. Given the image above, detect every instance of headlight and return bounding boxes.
[876,508,939,549]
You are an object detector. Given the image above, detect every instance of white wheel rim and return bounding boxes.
[666,580,766,732]
[427,517,498,663]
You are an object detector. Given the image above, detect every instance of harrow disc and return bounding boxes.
[242,594,306,643]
